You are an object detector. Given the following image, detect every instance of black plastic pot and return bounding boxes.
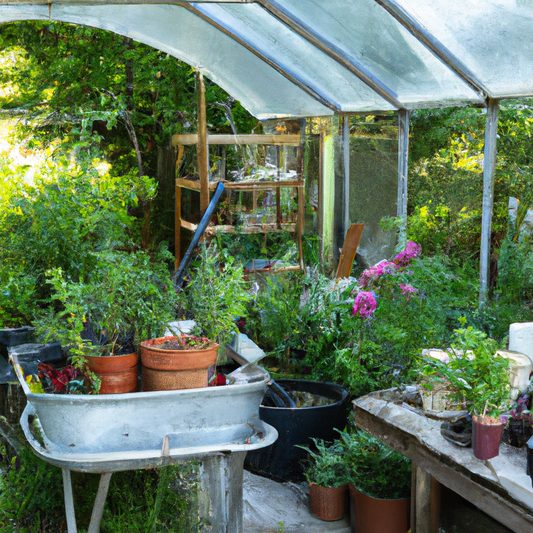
[245,380,349,482]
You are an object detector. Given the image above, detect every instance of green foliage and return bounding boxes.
[36,249,177,360]
[338,429,411,500]
[420,323,511,418]
[0,265,38,328]
[0,444,201,532]
[297,438,349,488]
[178,244,253,345]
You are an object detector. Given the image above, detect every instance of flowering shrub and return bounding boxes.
[351,241,422,320]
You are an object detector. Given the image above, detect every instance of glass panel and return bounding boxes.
[51,4,333,119]
[398,0,533,98]
[209,3,396,112]
[276,0,483,108]
[0,5,49,22]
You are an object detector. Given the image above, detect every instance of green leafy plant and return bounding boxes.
[339,429,411,500]
[296,438,349,488]
[420,321,511,419]
[177,244,252,345]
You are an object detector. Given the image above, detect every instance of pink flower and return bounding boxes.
[393,241,422,266]
[359,261,396,287]
[351,291,377,318]
[399,283,417,297]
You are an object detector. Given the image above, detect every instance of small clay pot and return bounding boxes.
[86,353,138,394]
[348,484,410,533]
[472,416,505,460]
[309,483,347,521]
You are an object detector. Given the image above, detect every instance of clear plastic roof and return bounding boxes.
[0,0,532,118]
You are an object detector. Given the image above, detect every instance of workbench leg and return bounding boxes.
[411,466,440,533]
[87,472,113,533]
[62,468,77,533]
[199,452,246,533]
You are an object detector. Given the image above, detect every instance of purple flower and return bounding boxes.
[351,291,377,318]
[393,241,422,266]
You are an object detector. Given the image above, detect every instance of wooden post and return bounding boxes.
[397,109,409,248]
[196,71,209,213]
[479,99,499,308]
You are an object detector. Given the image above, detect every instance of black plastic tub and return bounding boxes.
[245,379,349,482]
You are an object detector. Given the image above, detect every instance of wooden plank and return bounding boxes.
[196,72,209,213]
[204,224,296,235]
[335,223,364,279]
[172,133,301,147]
[180,219,198,232]
[176,178,303,191]
[176,178,201,191]
[413,467,432,533]
[355,405,533,533]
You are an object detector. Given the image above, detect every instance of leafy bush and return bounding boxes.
[297,439,349,488]
[420,323,511,418]
[339,429,411,499]
[177,244,253,345]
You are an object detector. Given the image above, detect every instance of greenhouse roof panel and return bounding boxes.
[2,0,533,117]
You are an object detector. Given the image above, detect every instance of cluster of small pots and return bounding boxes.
[309,482,410,533]
[86,336,219,394]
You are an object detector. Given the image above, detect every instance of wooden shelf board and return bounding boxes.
[176,178,303,191]
[172,133,301,147]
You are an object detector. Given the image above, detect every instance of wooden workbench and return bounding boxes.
[354,390,533,533]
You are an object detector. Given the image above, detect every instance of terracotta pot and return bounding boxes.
[142,366,209,391]
[86,353,138,394]
[348,484,410,533]
[472,416,505,460]
[309,483,347,521]
[140,336,218,371]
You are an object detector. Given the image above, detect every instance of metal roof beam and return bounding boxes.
[186,3,341,113]
[373,0,488,101]
[256,0,404,110]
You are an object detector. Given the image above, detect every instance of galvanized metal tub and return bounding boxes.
[12,357,277,471]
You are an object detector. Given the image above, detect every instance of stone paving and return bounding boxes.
[243,470,351,533]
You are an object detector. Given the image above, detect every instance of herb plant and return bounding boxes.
[297,439,349,489]
[339,430,411,500]
[420,321,511,419]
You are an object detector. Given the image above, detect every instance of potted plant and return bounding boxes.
[296,438,349,522]
[140,334,219,391]
[36,251,177,394]
[421,322,511,460]
[339,429,411,533]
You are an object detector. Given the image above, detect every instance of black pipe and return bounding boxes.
[175,181,225,289]
[269,380,297,409]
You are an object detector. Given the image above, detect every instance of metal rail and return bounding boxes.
[185,3,341,113]
[256,0,404,110]
[373,0,488,101]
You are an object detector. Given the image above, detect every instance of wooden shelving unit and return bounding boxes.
[174,73,305,273]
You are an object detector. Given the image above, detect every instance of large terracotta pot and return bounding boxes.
[349,484,410,533]
[309,483,348,521]
[472,416,505,460]
[85,353,138,394]
[140,336,218,371]
[140,336,218,391]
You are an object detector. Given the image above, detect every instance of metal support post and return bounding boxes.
[397,109,409,248]
[87,473,113,533]
[62,468,77,533]
[343,115,350,237]
[199,451,247,533]
[479,99,499,308]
